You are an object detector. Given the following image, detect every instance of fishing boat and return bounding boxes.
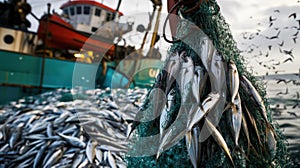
[0,0,163,104]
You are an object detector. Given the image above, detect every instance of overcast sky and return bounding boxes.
[2,0,299,75]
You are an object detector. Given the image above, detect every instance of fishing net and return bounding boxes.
[126,0,293,167]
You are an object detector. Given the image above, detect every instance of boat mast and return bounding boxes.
[148,1,162,58]
[116,0,122,12]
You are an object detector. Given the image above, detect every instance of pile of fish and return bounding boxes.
[0,88,147,167]
[131,30,278,167]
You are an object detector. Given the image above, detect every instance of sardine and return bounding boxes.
[157,56,195,158]
[33,145,47,168]
[227,61,240,103]
[188,93,220,131]
[186,126,200,168]
[43,148,64,168]
[204,118,235,167]
[164,52,182,94]
[198,38,227,124]
[243,105,263,148]
[267,128,277,158]
[240,76,268,124]
[71,153,84,168]
[230,94,242,146]
[107,151,117,168]
[57,133,86,148]
[86,140,97,163]
[9,123,23,149]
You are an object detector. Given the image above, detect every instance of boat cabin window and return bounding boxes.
[106,12,112,21]
[112,13,116,20]
[95,8,101,17]
[84,6,90,15]
[63,8,69,16]
[70,7,75,16]
[76,6,82,14]
[91,27,98,32]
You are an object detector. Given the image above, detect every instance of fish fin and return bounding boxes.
[223,103,231,113]
[205,118,235,168]
[126,121,140,139]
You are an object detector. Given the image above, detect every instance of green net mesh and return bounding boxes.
[126,0,293,167]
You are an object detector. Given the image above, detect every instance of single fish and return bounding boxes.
[95,148,103,163]
[185,126,200,168]
[267,128,277,159]
[188,93,220,131]
[9,123,23,149]
[199,39,227,124]
[164,51,182,94]
[33,145,47,168]
[77,157,89,168]
[46,122,54,137]
[71,153,84,168]
[204,118,235,167]
[107,151,117,168]
[43,148,64,168]
[227,61,240,103]
[240,76,268,124]
[57,133,86,148]
[86,139,97,163]
[243,105,263,148]
[230,94,242,146]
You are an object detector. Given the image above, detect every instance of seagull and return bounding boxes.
[292,103,299,109]
[276,79,288,84]
[278,41,284,47]
[296,20,300,29]
[287,111,297,117]
[265,52,269,57]
[274,9,280,13]
[293,37,297,44]
[276,87,289,95]
[268,45,272,50]
[269,16,277,22]
[267,31,281,39]
[282,58,293,63]
[288,13,297,19]
[283,49,294,58]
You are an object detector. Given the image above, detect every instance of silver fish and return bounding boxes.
[57,133,86,148]
[164,51,182,94]
[243,105,263,148]
[86,139,97,163]
[230,94,242,146]
[107,151,117,168]
[77,157,89,168]
[188,93,220,131]
[157,56,195,158]
[227,61,240,103]
[33,145,47,168]
[240,75,268,123]
[204,118,235,167]
[267,128,277,159]
[185,126,201,168]
[198,38,227,124]
[95,148,103,163]
[71,153,84,168]
[9,123,23,149]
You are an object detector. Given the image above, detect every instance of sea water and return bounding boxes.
[261,73,300,166]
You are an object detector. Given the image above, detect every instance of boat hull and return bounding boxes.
[37,14,115,55]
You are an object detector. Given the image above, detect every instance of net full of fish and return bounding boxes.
[0,88,147,167]
[127,26,290,167]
